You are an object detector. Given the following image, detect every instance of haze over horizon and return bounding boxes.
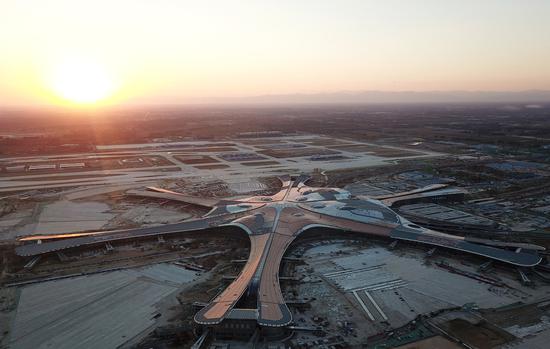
[1,0,550,107]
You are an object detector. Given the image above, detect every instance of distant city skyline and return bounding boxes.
[1,0,550,106]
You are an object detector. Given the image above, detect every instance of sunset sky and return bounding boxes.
[1,0,549,106]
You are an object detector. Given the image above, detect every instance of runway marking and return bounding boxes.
[323,264,385,278]
[349,279,407,292]
[352,290,375,321]
[365,291,388,321]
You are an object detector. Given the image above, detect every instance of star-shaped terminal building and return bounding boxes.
[15,175,543,330]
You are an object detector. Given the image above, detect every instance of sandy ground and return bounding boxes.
[63,184,150,200]
[110,206,191,227]
[292,241,549,340]
[7,263,201,349]
[395,335,462,349]
[0,208,34,240]
[13,200,114,237]
[500,326,550,349]
[1,191,193,240]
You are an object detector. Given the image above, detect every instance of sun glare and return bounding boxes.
[49,58,117,105]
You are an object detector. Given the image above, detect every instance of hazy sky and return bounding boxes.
[1,0,550,105]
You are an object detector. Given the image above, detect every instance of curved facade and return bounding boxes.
[15,175,544,327]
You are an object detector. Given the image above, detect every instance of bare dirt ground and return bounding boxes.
[394,335,462,349]
[440,318,515,349]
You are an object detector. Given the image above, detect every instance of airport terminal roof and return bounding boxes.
[14,175,543,327]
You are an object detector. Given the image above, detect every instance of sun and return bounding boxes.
[49,58,117,105]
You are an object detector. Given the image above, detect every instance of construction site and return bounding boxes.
[1,120,550,349]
